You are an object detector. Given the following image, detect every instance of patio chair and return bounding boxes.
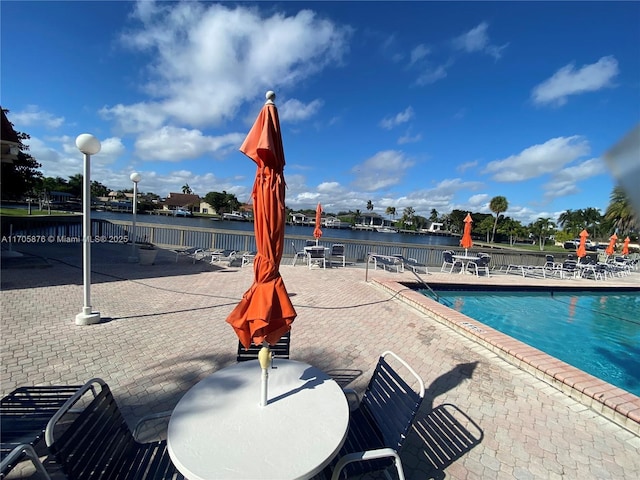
[172,246,209,264]
[210,249,237,266]
[329,351,425,480]
[307,246,326,269]
[369,254,403,272]
[396,255,428,274]
[291,242,308,266]
[467,255,490,277]
[557,259,578,279]
[45,378,184,480]
[236,331,291,362]
[241,251,257,268]
[1,443,51,479]
[330,244,346,267]
[441,250,462,273]
[1,384,83,477]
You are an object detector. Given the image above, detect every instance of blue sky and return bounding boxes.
[2,1,639,224]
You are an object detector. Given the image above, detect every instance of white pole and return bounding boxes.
[128,173,141,262]
[75,134,101,326]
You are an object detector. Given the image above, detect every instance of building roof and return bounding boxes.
[164,193,200,207]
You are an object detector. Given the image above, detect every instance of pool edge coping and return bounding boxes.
[373,278,640,437]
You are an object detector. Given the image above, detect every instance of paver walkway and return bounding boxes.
[2,243,639,479]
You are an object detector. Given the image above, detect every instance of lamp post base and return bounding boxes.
[75,309,100,325]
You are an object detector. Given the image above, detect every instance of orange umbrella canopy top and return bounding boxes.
[460,213,473,250]
[622,236,630,255]
[313,203,323,240]
[576,229,589,258]
[226,91,297,350]
[605,233,618,256]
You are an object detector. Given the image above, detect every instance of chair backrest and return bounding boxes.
[308,247,325,259]
[360,352,424,450]
[545,254,554,263]
[443,251,454,263]
[237,331,291,362]
[305,240,316,247]
[477,256,490,267]
[46,379,138,480]
[331,244,345,255]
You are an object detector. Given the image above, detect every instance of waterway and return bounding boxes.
[93,211,458,247]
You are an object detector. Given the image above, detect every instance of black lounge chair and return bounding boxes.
[1,384,82,477]
[236,331,291,362]
[369,254,403,272]
[330,244,346,267]
[45,378,184,480]
[329,351,425,480]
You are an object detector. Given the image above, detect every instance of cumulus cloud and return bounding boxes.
[452,22,508,60]
[279,98,324,122]
[134,127,245,161]
[11,106,64,129]
[483,136,591,182]
[415,64,449,86]
[457,160,478,173]
[542,157,607,200]
[531,56,619,106]
[397,130,422,145]
[351,150,414,191]
[106,2,350,130]
[379,107,414,130]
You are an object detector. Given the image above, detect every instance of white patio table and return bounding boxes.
[167,359,349,480]
[452,254,480,274]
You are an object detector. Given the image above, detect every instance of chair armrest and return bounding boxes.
[132,410,173,442]
[1,444,52,479]
[330,447,405,480]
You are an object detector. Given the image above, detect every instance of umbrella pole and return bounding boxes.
[258,344,272,407]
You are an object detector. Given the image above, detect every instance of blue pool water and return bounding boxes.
[424,290,640,397]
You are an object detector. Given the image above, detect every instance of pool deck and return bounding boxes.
[2,242,640,479]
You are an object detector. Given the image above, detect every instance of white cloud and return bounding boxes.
[468,193,489,207]
[279,98,324,122]
[457,160,478,173]
[379,107,414,130]
[134,127,245,161]
[108,2,350,130]
[531,56,619,106]
[409,44,431,65]
[452,22,508,60]
[397,130,422,145]
[415,64,448,86]
[542,157,607,200]
[11,106,64,129]
[351,150,414,191]
[483,136,591,182]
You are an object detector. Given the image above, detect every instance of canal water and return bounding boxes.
[93,211,458,247]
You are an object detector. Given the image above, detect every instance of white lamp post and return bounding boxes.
[128,172,142,262]
[75,133,101,326]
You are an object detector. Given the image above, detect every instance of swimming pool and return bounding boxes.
[422,289,640,397]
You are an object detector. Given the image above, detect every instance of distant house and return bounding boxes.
[290,212,310,225]
[163,193,201,213]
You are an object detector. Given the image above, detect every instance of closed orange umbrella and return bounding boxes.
[226,91,297,352]
[605,233,618,256]
[460,213,473,255]
[576,229,589,259]
[622,236,630,255]
[313,203,323,245]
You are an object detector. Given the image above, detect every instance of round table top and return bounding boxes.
[167,359,349,480]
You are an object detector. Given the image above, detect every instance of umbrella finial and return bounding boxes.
[265,91,276,105]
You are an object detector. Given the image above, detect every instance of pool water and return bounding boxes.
[427,290,640,397]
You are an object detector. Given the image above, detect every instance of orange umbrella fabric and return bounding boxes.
[460,213,473,253]
[605,233,618,256]
[313,203,323,243]
[576,229,589,258]
[622,237,630,255]
[226,92,297,350]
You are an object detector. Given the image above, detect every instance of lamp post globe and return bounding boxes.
[130,172,142,184]
[76,134,101,155]
[75,133,101,325]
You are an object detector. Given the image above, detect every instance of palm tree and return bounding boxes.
[605,186,638,235]
[529,217,556,251]
[489,195,509,243]
[385,206,396,222]
[366,200,374,212]
[182,184,193,195]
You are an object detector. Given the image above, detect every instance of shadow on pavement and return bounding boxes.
[1,243,227,291]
